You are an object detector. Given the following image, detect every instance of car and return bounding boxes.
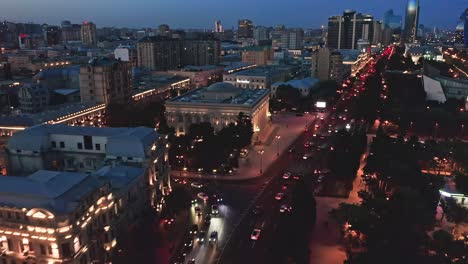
[303,152,313,160]
[191,182,203,188]
[162,218,175,226]
[317,175,325,183]
[251,229,261,240]
[280,204,292,213]
[213,194,223,203]
[253,205,263,215]
[194,206,202,216]
[240,148,249,158]
[275,192,285,201]
[293,173,302,180]
[209,231,218,242]
[281,184,288,191]
[197,192,209,201]
[184,237,194,249]
[191,199,198,205]
[282,172,291,179]
[189,224,198,235]
[288,147,295,153]
[211,205,219,215]
[197,231,206,243]
[187,259,195,264]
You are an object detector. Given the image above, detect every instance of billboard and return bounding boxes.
[316,101,326,108]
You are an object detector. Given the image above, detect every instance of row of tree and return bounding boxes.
[168,113,253,173]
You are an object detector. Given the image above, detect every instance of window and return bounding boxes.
[77,143,83,149]
[59,142,65,148]
[128,157,133,160]
[51,141,56,148]
[83,136,93,150]
[15,212,20,220]
[6,212,11,219]
[40,244,46,255]
[61,243,71,258]
[95,144,101,151]
[47,245,52,255]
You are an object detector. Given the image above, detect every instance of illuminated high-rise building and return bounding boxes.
[80,21,96,46]
[403,0,420,43]
[215,20,223,33]
[238,19,253,39]
[327,10,374,50]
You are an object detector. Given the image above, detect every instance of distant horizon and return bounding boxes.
[1,0,465,30]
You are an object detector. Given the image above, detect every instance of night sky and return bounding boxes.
[1,0,466,29]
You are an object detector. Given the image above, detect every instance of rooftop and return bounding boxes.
[168,82,269,106]
[226,66,290,77]
[96,165,145,190]
[0,170,103,214]
[272,77,320,90]
[243,45,272,52]
[7,124,159,158]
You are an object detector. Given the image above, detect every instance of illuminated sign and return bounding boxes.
[236,79,250,84]
[316,101,326,108]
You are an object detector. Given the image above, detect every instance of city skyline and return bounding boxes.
[1,0,466,29]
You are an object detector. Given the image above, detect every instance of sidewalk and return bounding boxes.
[309,147,368,264]
[172,113,316,181]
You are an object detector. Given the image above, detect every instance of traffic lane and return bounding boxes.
[220,155,323,263]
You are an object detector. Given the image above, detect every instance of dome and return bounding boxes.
[205,82,242,94]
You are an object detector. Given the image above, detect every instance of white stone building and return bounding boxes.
[165,82,270,136]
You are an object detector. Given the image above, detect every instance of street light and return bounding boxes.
[258,149,265,175]
[275,135,281,157]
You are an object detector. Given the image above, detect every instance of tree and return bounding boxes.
[442,198,468,232]
[454,172,468,195]
[276,84,301,109]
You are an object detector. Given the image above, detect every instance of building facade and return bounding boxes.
[241,46,273,66]
[80,22,96,46]
[165,82,269,136]
[403,0,420,44]
[328,10,374,50]
[237,19,253,39]
[223,66,294,89]
[79,58,132,105]
[311,48,344,82]
[0,171,113,264]
[137,36,220,71]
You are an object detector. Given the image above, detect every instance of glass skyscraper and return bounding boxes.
[383,9,402,30]
[403,0,420,43]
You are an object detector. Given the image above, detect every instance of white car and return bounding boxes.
[275,192,285,201]
[211,205,219,215]
[197,192,209,201]
[280,204,292,213]
[251,229,261,240]
[191,182,204,188]
[282,172,291,179]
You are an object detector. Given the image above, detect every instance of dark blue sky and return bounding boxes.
[2,0,466,29]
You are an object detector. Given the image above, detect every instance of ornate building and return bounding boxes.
[165,82,269,136]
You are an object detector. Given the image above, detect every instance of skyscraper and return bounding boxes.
[403,0,420,43]
[327,10,374,50]
[79,57,132,105]
[80,21,97,46]
[383,9,403,30]
[238,19,253,39]
[215,20,223,33]
[463,8,468,47]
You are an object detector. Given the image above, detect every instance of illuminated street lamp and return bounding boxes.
[258,149,265,175]
[275,135,281,157]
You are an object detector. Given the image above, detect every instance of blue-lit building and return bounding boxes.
[383,9,402,30]
[464,8,468,47]
[403,0,420,43]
